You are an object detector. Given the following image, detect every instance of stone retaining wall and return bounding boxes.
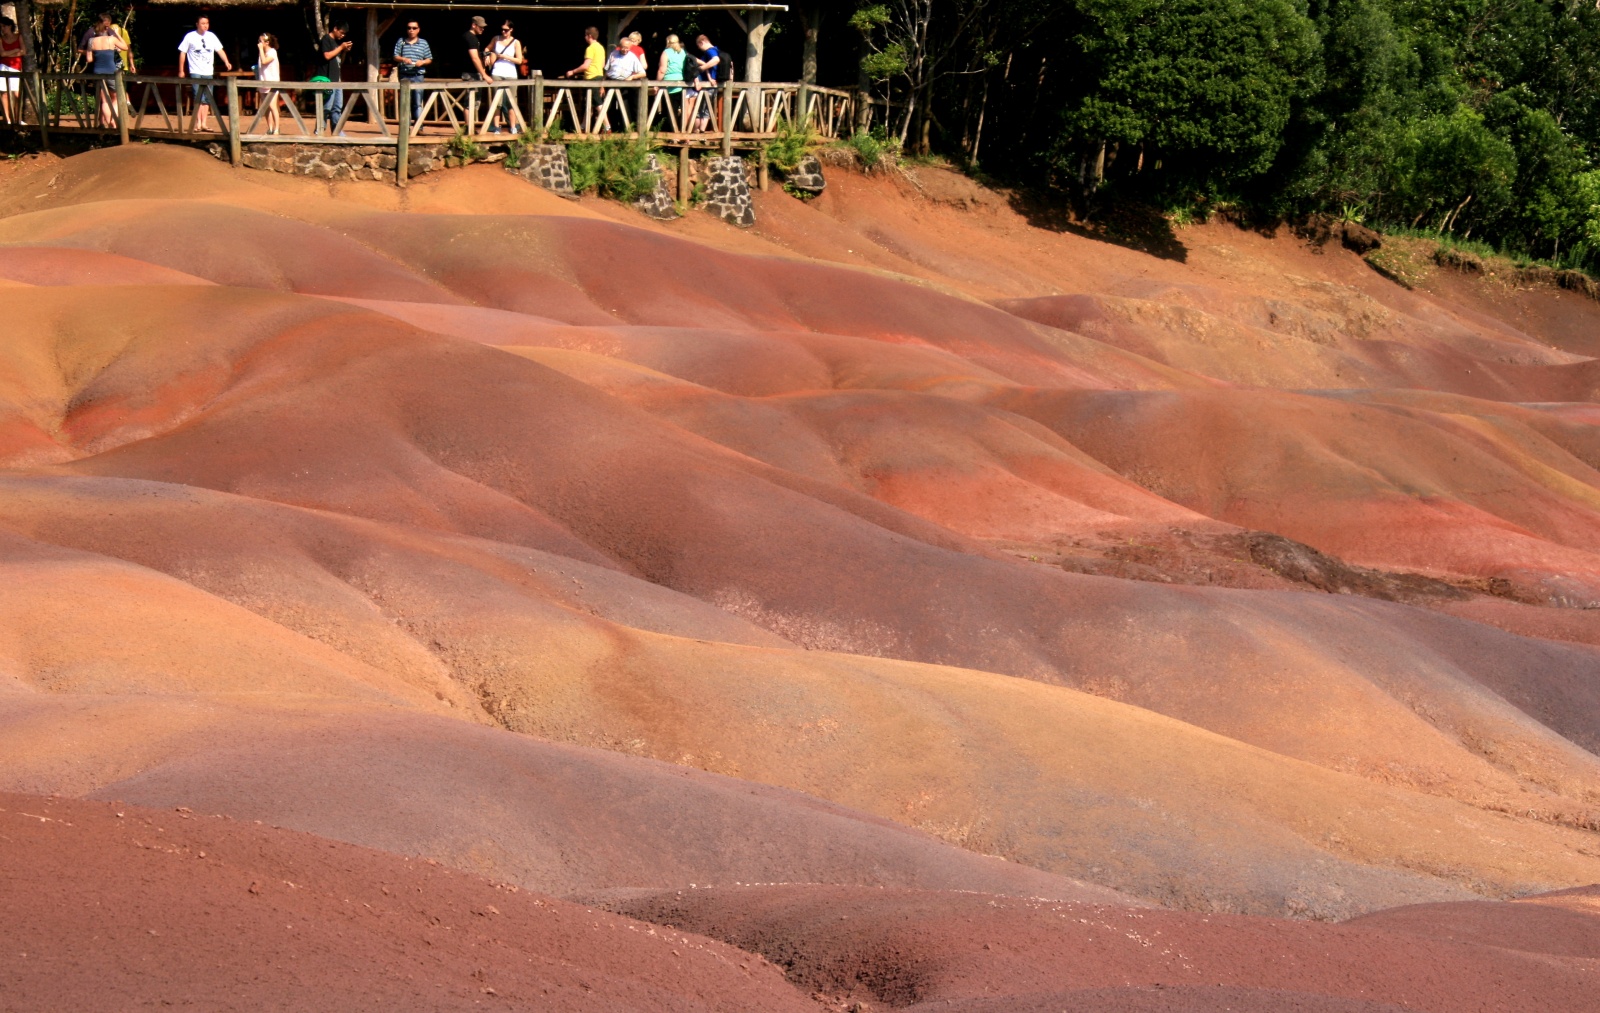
[238,143,447,183]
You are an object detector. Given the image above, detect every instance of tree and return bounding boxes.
[1056,0,1321,198]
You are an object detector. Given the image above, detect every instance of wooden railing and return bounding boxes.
[1,71,876,157]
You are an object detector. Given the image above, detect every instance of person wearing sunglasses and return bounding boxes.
[393,20,433,123]
[484,19,523,133]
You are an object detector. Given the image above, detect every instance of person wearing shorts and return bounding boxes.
[0,17,24,125]
[178,17,231,133]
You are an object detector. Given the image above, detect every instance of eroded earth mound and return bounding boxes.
[2,146,1600,1010]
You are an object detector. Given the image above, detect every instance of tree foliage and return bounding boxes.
[840,0,1600,271]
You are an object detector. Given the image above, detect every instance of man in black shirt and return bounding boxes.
[316,21,352,133]
[462,15,488,80]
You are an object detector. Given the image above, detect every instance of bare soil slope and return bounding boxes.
[1,146,1599,935]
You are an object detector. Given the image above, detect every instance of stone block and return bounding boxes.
[633,153,681,221]
[700,155,755,228]
[509,142,576,197]
[783,154,827,194]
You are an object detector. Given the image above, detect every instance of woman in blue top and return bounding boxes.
[82,23,129,128]
[656,34,688,128]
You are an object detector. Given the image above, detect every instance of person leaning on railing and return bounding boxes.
[393,20,432,123]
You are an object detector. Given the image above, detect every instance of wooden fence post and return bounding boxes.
[396,81,410,188]
[226,74,241,165]
[720,77,733,156]
[31,71,47,150]
[796,82,809,129]
[114,70,130,144]
[678,144,690,201]
[635,78,648,139]
[531,73,544,139]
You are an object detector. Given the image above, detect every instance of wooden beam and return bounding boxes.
[365,7,380,123]
[396,80,410,187]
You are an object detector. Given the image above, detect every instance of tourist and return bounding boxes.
[627,31,645,60]
[0,17,23,126]
[256,33,281,135]
[688,34,721,131]
[657,33,688,126]
[314,21,352,133]
[461,16,488,80]
[563,26,604,80]
[83,20,128,129]
[600,34,646,132]
[393,20,432,123]
[484,19,522,133]
[604,36,645,81]
[178,17,231,133]
[77,14,110,63]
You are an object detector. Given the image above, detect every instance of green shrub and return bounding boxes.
[447,131,484,164]
[766,116,817,173]
[566,135,656,201]
[841,131,889,171]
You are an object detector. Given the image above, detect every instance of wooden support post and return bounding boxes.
[796,82,809,129]
[634,78,648,139]
[31,70,47,150]
[531,72,544,138]
[678,143,690,201]
[364,7,379,124]
[743,10,769,83]
[758,147,768,190]
[114,68,129,144]
[720,77,733,156]
[800,7,820,86]
[397,81,410,187]
[226,74,240,165]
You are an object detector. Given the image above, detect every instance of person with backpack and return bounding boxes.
[688,34,722,132]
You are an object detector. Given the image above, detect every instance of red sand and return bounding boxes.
[605,884,1600,1012]
[0,792,818,1011]
[1,145,1600,1005]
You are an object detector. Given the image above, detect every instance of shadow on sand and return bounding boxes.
[1007,190,1189,263]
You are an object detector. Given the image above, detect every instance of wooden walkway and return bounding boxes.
[1,72,872,186]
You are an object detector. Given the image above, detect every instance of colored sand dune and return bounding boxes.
[1,145,1599,1010]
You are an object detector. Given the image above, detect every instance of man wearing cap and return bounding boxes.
[462,16,489,80]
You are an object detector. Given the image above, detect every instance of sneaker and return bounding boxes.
[488,125,501,134]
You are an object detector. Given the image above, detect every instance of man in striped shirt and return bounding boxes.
[393,21,433,122]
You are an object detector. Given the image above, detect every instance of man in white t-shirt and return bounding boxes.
[177,17,231,132]
[604,37,645,81]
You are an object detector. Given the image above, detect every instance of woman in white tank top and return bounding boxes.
[485,20,522,132]
[256,33,282,134]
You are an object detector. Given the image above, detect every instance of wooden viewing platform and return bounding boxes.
[0,71,874,187]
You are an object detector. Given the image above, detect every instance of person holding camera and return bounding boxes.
[314,21,353,134]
